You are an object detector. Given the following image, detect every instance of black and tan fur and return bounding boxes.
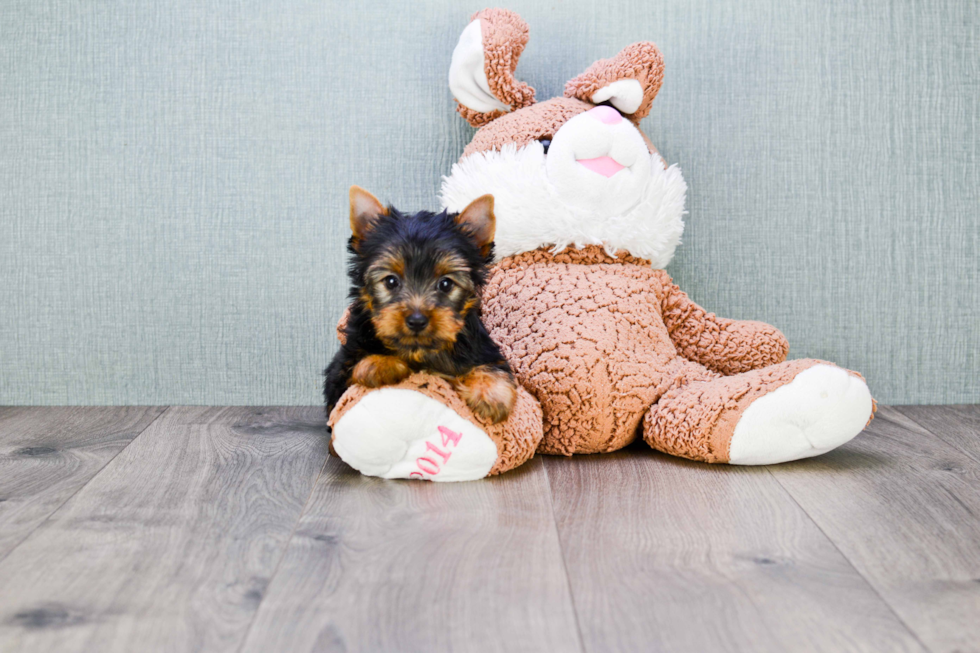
[323,187,517,423]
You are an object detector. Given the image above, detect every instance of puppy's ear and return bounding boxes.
[349,185,388,244]
[454,194,496,254]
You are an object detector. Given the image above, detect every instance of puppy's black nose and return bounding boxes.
[405,312,429,333]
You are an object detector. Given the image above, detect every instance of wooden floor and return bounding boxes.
[0,406,978,652]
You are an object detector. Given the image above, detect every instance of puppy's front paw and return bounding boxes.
[352,354,411,388]
[455,366,517,424]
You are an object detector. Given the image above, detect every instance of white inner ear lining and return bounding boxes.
[590,79,644,114]
[448,20,510,114]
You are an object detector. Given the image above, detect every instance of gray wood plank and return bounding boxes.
[0,406,329,653]
[240,456,582,653]
[893,404,980,464]
[0,406,166,559]
[545,447,925,653]
[769,406,980,653]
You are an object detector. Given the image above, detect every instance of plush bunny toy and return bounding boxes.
[328,8,875,481]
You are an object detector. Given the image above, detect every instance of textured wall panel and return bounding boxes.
[0,0,977,405]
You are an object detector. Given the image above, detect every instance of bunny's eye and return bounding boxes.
[538,138,552,154]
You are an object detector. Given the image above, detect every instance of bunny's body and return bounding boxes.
[327,9,875,480]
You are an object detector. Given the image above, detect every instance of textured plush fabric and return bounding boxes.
[442,140,686,266]
[482,246,808,456]
[462,98,591,158]
[564,42,665,121]
[329,372,543,476]
[0,0,976,405]
[644,358,823,462]
[455,8,537,127]
[460,95,666,162]
[660,277,790,375]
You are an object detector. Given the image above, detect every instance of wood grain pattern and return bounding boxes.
[0,406,165,559]
[1,405,978,651]
[769,406,980,653]
[893,404,980,464]
[545,447,925,653]
[240,456,582,653]
[0,406,329,653]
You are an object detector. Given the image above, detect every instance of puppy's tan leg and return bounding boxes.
[454,366,517,424]
[352,355,411,388]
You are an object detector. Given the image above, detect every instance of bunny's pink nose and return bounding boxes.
[587,105,622,124]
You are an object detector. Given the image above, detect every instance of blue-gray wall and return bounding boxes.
[1,0,977,405]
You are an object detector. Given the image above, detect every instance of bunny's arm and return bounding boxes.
[655,271,789,375]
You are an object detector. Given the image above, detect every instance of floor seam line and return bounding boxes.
[764,465,933,653]
[0,405,172,566]
[234,429,332,653]
[541,459,589,653]
[891,405,980,467]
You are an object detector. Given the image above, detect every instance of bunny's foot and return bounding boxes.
[329,373,542,481]
[643,360,874,465]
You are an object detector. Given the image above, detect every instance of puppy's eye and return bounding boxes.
[538,138,551,154]
[437,277,454,293]
[383,275,400,290]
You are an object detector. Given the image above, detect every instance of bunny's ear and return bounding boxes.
[564,42,664,120]
[448,8,536,127]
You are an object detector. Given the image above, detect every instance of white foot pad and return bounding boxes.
[729,364,873,465]
[332,388,498,481]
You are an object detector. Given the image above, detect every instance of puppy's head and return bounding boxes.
[348,186,495,357]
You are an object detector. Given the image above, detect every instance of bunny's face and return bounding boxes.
[544,104,655,217]
[440,10,687,269]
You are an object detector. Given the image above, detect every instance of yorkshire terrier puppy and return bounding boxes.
[323,186,517,424]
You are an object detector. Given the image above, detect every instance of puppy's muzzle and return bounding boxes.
[405,312,429,333]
